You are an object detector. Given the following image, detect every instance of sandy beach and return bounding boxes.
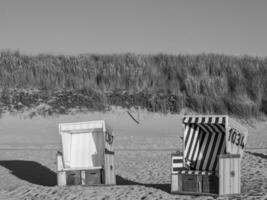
[0,108,266,200]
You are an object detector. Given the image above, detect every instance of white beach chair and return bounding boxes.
[57,120,116,186]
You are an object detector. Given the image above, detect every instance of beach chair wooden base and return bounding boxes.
[57,169,104,186]
[171,153,218,195]
[57,151,115,186]
[171,173,219,196]
[171,154,241,196]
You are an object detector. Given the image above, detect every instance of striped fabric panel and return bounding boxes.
[172,155,184,173]
[183,123,226,171]
[173,159,183,163]
[172,167,181,172]
[183,116,226,124]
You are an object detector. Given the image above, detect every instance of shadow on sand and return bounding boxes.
[0,161,170,192]
[245,151,267,159]
[0,160,57,186]
[116,175,170,193]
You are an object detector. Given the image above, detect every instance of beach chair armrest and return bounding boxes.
[57,151,65,171]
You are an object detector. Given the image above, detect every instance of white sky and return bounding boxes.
[1,0,267,56]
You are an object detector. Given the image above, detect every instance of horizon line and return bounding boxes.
[1,49,266,59]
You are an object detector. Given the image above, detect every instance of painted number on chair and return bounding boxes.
[105,131,114,145]
[228,128,245,149]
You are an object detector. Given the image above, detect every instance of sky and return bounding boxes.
[1,0,267,56]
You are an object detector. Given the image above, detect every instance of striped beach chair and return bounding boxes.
[171,115,248,196]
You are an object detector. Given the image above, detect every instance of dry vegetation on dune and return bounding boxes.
[0,50,267,117]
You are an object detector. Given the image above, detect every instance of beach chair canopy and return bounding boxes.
[182,115,247,171]
[59,120,114,169]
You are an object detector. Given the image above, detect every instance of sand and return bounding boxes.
[0,108,266,199]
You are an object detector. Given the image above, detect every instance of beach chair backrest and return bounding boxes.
[182,115,227,171]
[59,120,106,169]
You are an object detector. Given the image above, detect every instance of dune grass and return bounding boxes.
[0,50,267,117]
